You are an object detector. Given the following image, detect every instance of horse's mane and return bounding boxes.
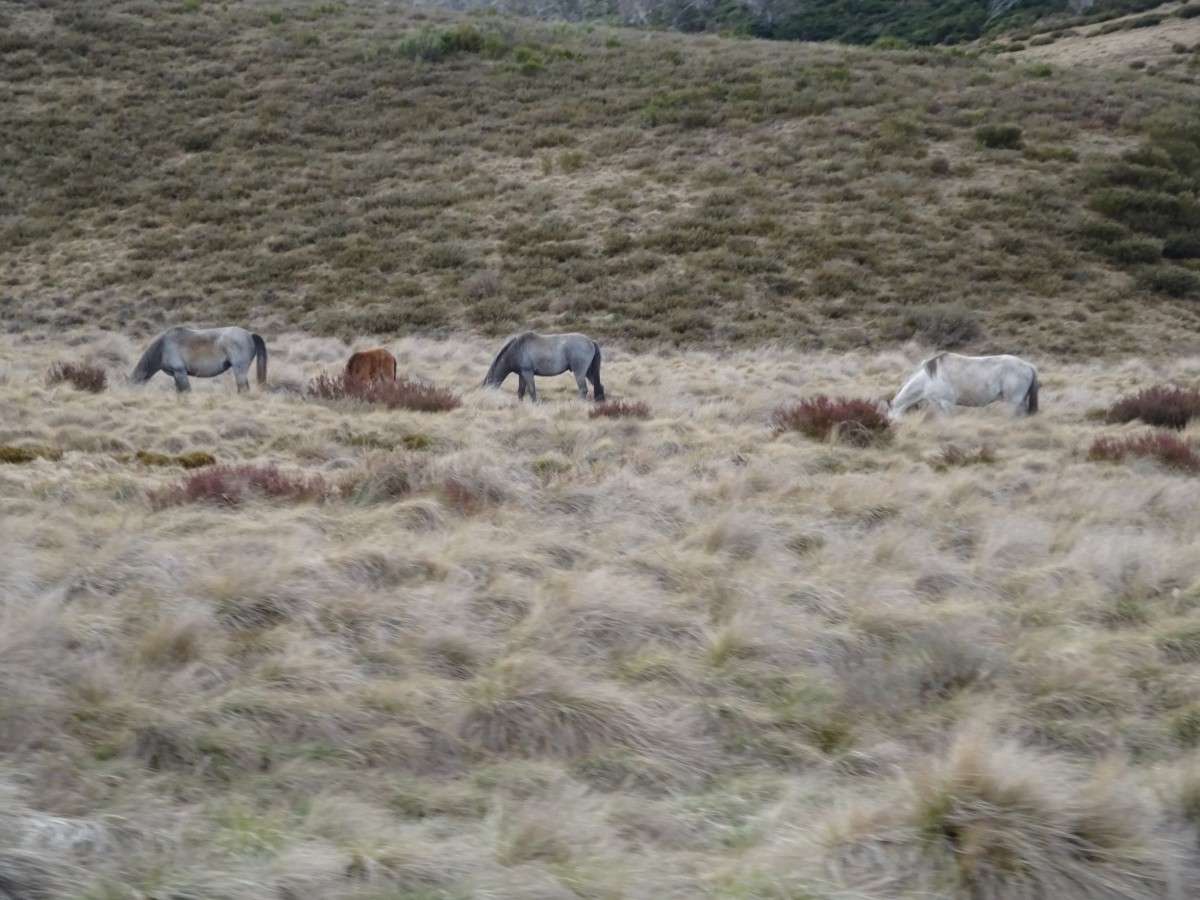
[485,333,534,383]
[923,351,949,378]
[130,331,167,383]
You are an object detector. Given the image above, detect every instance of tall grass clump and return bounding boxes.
[307,372,461,412]
[46,361,107,393]
[151,464,326,508]
[1088,431,1200,474]
[1105,385,1200,429]
[772,395,890,446]
[825,727,1184,899]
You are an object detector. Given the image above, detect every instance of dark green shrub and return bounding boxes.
[1137,266,1200,298]
[899,303,981,349]
[975,124,1023,149]
[1163,232,1200,260]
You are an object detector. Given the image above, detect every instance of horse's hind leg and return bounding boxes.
[574,369,588,399]
[233,362,251,393]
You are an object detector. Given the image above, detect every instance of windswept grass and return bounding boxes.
[3,331,1200,895]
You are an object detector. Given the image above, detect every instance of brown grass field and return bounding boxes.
[5,0,1200,897]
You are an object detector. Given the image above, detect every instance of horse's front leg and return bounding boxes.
[169,369,191,393]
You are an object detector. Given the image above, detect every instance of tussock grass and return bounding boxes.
[5,331,1200,893]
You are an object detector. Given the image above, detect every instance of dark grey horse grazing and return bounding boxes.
[483,332,605,402]
[130,326,267,393]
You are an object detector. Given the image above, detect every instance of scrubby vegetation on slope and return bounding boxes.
[2,0,1199,357]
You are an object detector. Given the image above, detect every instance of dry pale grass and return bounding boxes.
[3,330,1200,896]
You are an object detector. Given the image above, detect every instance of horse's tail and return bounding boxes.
[1026,369,1039,415]
[130,332,165,384]
[252,333,268,385]
[587,341,605,401]
[390,352,397,381]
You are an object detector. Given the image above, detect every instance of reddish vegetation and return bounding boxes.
[589,399,651,420]
[151,464,327,508]
[1106,385,1200,430]
[307,372,461,412]
[772,395,890,447]
[46,362,107,393]
[1088,431,1200,473]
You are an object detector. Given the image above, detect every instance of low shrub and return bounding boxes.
[974,123,1023,150]
[151,464,327,508]
[772,395,890,447]
[1137,265,1200,298]
[46,362,107,393]
[589,400,651,419]
[898,302,982,348]
[1088,432,1200,473]
[307,372,461,412]
[1105,385,1200,429]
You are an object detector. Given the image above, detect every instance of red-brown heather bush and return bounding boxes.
[46,362,107,393]
[1105,385,1200,430]
[1088,431,1200,473]
[589,399,651,419]
[772,395,891,447]
[307,372,461,412]
[151,464,327,508]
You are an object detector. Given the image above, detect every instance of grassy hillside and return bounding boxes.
[4,330,1200,897]
[2,0,1200,357]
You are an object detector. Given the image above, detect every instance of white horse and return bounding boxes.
[887,352,1038,421]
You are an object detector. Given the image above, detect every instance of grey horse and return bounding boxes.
[130,326,267,393]
[482,332,605,402]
